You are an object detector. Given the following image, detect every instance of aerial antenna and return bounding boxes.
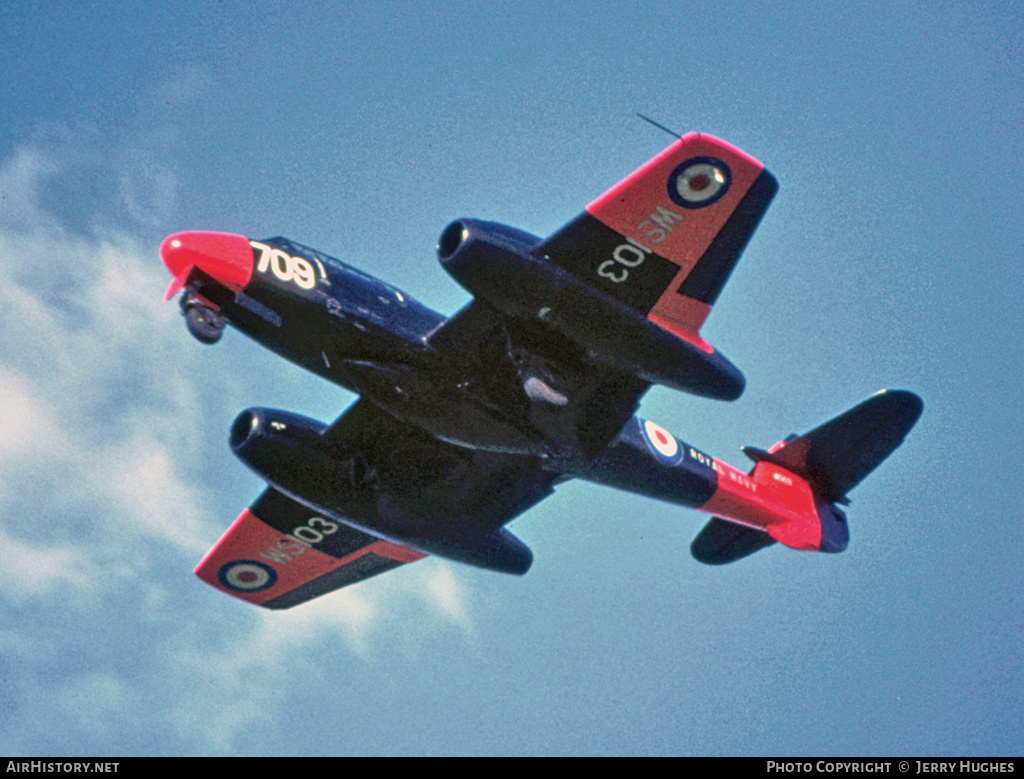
[636,113,682,140]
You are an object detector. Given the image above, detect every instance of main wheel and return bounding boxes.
[184,304,225,344]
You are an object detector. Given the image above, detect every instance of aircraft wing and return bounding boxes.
[199,399,562,607]
[314,398,560,574]
[194,487,425,609]
[538,132,778,349]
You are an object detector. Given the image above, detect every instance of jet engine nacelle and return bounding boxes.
[437,219,744,400]
[230,407,331,487]
[229,407,534,574]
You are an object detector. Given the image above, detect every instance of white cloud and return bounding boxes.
[0,139,478,754]
[0,149,209,598]
[56,673,140,737]
[416,562,477,638]
[0,367,68,462]
[0,148,61,232]
[163,568,474,751]
[0,525,99,602]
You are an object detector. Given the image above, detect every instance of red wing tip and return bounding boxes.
[370,540,428,563]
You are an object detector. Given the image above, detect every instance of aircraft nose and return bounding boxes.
[160,231,254,301]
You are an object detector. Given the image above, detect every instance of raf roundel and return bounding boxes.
[667,156,732,209]
[218,560,278,592]
[641,419,684,466]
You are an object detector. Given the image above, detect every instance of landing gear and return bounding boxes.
[182,297,225,344]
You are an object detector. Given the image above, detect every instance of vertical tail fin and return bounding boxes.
[692,390,923,564]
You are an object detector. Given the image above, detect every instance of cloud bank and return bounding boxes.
[0,139,474,755]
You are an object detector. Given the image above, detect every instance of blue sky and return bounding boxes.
[1,0,1022,756]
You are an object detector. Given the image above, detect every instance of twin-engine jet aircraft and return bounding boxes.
[160,133,922,609]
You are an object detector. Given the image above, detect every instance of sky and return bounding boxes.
[0,0,1022,757]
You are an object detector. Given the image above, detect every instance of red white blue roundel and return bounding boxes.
[640,419,684,465]
[218,560,277,592]
[667,156,731,209]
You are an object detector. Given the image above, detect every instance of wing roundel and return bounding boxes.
[540,132,778,350]
[194,488,425,609]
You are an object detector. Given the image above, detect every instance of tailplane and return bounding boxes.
[691,390,923,565]
[741,390,924,504]
[691,517,778,565]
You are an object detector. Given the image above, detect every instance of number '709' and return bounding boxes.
[251,241,317,290]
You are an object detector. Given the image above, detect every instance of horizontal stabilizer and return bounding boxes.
[691,517,776,565]
[743,390,923,503]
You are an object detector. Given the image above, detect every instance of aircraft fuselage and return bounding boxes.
[181,234,606,460]
[162,130,920,609]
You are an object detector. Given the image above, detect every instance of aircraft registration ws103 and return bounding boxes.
[160,132,922,609]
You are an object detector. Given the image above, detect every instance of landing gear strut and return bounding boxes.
[181,295,225,344]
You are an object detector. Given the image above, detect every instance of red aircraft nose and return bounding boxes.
[160,231,254,301]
